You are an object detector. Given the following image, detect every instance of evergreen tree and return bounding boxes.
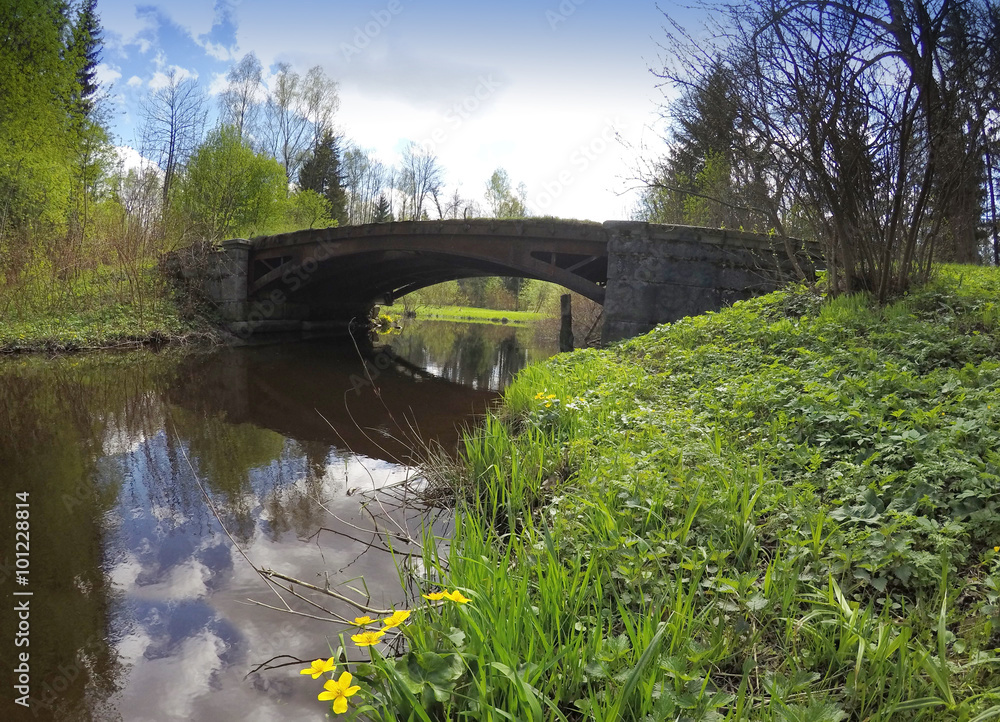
[371,193,392,223]
[298,131,347,224]
[68,0,101,119]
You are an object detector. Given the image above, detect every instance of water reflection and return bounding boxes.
[383,319,557,391]
[0,321,547,721]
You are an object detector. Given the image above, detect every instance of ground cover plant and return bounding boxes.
[317,265,1000,720]
[0,262,204,353]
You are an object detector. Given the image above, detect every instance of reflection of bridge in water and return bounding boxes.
[174,219,820,342]
[167,342,498,464]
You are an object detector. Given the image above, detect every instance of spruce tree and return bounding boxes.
[371,193,392,223]
[69,0,102,119]
[298,131,348,224]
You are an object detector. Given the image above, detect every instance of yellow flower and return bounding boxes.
[351,630,385,647]
[318,671,361,714]
[444,590,471,604]
[353,615,374,626]
[547,394,557,399]
[381,610,411,628]
[300,657,336,679]
[534,392,545,399]
[422,590,448,601]
[994,546,999,553]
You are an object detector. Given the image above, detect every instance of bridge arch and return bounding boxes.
[246,219,610,309]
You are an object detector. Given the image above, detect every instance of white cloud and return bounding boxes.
[115,146,161,175]
[127,75,144,87]
[206,71,229,97]
[96,63,123,87]
[198,39,234,62]
[148,66,199,91]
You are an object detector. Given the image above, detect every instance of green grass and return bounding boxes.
[349,264,1000,721]
[0,263,206,353]
[381,303,547,325]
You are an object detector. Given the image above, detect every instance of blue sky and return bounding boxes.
[96,0,675,221]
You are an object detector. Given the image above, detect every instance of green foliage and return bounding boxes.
[386,265,1000,720]
[177,125,288,241]
[282,188,336,231]
[297,130,347,224]
[484,167,527,219]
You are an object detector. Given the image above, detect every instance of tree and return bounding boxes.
[219,53,263,141]
[399,141,443,220]
[372,193,392,223]
[441,187,480,219]
[178,125,288,241]
[67,0,101,120]
[655,0,1000,298]
[298,130,347,224]
[301,66,339,151]
[341,145,390,224]
[140,70,206,214]
[484,168,527,218]
[262,63,311,183]
[637,61,762,230]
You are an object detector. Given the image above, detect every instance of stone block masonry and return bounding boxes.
[601,222,820,343]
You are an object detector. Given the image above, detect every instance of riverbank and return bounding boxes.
[392,265,1000,720]
[380,303,547,325]
[0,267,215,354]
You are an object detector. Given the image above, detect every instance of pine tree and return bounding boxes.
[298,131,348,224]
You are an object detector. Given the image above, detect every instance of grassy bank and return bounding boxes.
[351,266,1000,720]
[381,303,547,325]
[0,264,210,353]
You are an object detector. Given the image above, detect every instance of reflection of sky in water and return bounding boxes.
[100,425,421,721]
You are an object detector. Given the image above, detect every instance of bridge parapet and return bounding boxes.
[601,222,821,342]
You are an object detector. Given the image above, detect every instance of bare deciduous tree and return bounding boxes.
[219,53,263,141]
[139,70,206,214]
[262,63,312,183]
[399,141,443,220]
[301,66,340,151]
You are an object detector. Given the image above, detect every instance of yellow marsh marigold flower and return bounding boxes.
[353,615,374,626]
[422,590,448,601]
[381,610,411,628]
[300,657,336,679]
[534,392,546,399]
[995,546,999,553]
[444,590,471,604]
[318,671,361,714]
[351,630,385,647]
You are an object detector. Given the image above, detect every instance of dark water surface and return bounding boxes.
[0,319,555,721]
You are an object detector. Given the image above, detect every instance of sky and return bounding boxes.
[95,0,677,222]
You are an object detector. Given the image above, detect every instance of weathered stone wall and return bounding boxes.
[163,239,251,322]
[602,222,819,343]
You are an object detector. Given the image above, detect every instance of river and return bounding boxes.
[0,318,557,721]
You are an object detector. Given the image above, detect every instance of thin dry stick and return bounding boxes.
[261,569,396,615]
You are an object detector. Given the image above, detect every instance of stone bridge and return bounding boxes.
[178,219,820,343]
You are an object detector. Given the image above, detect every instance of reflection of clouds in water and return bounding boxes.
[101,400,434,718]
[116,630,230,722]
[102,419,148,457]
